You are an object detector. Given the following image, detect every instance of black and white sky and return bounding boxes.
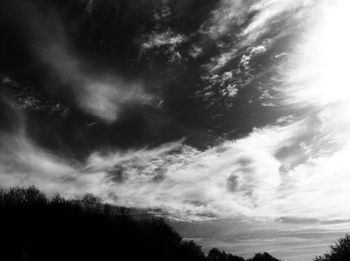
[1,0,350,259]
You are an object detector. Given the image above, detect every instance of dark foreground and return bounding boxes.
[0,187,348,261]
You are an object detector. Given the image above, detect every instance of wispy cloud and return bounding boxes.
[204,0,315,72]
[200,0,252,39]
[17,0,153,123]
[76,77,152,123]
[1,110,349,222]
[141,31,186,50]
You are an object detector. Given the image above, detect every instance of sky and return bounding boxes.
[1,0,350,260]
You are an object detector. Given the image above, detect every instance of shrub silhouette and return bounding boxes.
[247,252,281,261]
[0,186,281,261]
[207,249,280,261]
[314,234,350,261]
[207,248,245,261]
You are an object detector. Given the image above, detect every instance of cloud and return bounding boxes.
[37,30,152,123]
[200,0,252,39]
[1,76,71,117]
[140,30,187,63]
[0,109,343,222]
[2,91,350,223]
[2,0,350,226]
[0,129,117,198]
[204,0,316,72]
[141,31,186,50]
[192,0,317,111]
[10,0,153,123]
[76,78,152,123]
[80,111,350,222]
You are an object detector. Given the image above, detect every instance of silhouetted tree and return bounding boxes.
[0,186,46,205]
[81,193,102,209]
[314,234,350,261]
[0,186,281,261]
[247,252,281,261]
[178,240,206,261]
[208,248,244,261]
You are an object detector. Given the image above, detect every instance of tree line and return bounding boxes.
[0,186,348,261]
